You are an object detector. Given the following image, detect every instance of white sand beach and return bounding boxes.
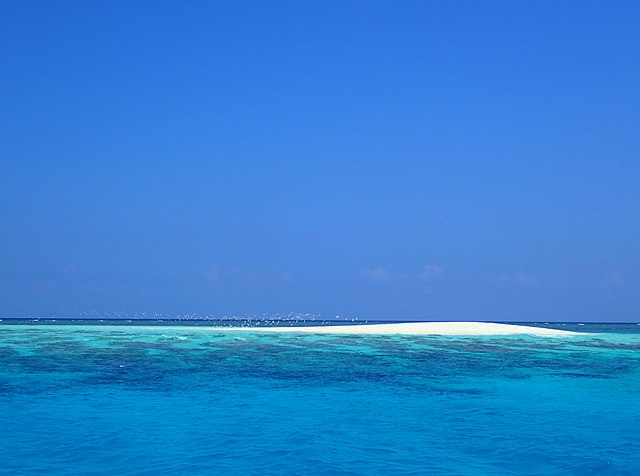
[209,322,578,336]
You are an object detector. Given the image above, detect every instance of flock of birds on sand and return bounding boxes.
[4,311,364,327]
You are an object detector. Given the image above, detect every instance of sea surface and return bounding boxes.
[1,320,639,475]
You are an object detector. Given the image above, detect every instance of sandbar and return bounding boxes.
[208,321,578,336]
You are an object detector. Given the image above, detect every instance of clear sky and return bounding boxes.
[1,1,638,321]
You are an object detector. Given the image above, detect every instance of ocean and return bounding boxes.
[1,320,639,475]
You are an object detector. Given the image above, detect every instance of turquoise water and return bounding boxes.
[1,322,639,475]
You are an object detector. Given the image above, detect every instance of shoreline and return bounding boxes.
[0,321,583,336]
[206,322,580,336]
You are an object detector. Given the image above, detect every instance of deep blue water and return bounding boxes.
[1,321,639,475]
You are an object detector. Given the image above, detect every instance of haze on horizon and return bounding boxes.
[1,1,638,321]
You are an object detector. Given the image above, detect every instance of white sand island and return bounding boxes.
[209,322,578,336]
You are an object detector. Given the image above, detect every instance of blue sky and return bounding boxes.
[1,1,638,321]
